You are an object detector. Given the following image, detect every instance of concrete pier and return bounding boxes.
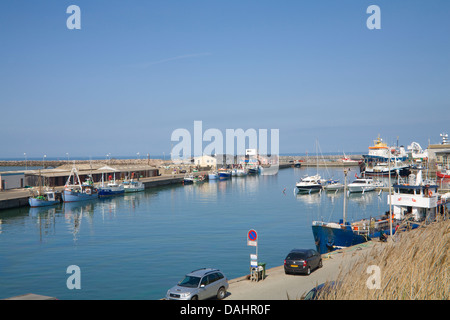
[0,171,207,211]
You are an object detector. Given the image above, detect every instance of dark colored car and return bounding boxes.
[284,249,322,275]
[303,281,338,300]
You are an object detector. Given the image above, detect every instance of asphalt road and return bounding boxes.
[224,241,379,300]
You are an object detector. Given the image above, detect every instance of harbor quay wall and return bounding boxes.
[0,195,30,210]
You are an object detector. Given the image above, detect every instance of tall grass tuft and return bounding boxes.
[319,219,449,300]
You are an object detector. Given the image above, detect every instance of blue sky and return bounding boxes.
[1,0,449,158]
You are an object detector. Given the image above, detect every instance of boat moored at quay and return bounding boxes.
[62,167,99,202]
[218,168,232,179]
[123,179,145,192]
[97,173,125,197]
[29,190,62,207]
[312,169,449,254]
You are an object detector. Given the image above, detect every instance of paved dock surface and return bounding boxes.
[225,241,379,300]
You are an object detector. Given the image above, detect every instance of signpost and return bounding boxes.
[247,229,258,246]
[248,229,258,267]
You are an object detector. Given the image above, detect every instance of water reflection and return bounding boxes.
[295,192,322,205]
[29,206,59,242]
[63,202,94,241]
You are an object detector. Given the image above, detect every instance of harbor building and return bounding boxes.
[427,133,450,175]
[0,171,25,190]
[24,163,159,188]
[193,155,217,168]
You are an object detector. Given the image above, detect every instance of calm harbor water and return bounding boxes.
[0,167,439,300]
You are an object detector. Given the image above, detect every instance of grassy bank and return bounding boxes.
[319,219,449,300]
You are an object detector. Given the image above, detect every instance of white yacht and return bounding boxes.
[347,177,378,193]
[323,179,344,191]
[296,175,323,194]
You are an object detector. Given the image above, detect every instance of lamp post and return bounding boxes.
[24,153,27,171]
[43,155,47,169]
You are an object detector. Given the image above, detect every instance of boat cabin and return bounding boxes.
[391,184,439,221]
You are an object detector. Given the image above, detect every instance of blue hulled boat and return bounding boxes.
[312,221,368,253]
[98,182,124,196]
[208,171,219,180]
[312,168,447,254]
[29,190,62,207]
[62,166,98,203]
[98,173,124,197]
[218,168,231,179]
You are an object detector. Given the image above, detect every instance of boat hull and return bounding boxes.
[324,184,344,191]
[63,190,99,202]
[124,186,145,192]
[348,186,376,193]
[208,174,219,180]
[437,171,450,179]
[312,223,368,254]
[28,198,60,207]
[296,185,322,194]
[98,187,125,197]
[219,173,231,179]
[364,166,411,177]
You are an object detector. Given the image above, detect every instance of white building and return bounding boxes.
[193,155,217,167]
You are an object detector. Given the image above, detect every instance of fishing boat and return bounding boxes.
[208,171,219,180]
[347,177,378,193]
[390,170,445,222]
[246,165,259,175]
[97,173,124,197]
[235,168,248,177]
[364,160,411,177]
[194,175,206,183]
[29,190,61,207]
[123,179,145,192]
[183,174,195,185]
[296,175,323,194]
[312,168,448,254]
[218,168,231,179]
[62,167,99,202]
[28,170,62,207]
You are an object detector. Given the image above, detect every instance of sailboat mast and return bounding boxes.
[343,168,348,225]
[388,150,393,236]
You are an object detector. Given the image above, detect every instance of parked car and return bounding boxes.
[166,268,229,300]
[303,281,338,300]
[284,248,322,275]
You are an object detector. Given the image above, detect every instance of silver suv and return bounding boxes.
[166,268,229,300]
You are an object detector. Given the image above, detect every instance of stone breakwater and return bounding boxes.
[0,155,364,168]
[0,159,167,168]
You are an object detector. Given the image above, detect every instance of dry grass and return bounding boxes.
[318,219,450,300]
